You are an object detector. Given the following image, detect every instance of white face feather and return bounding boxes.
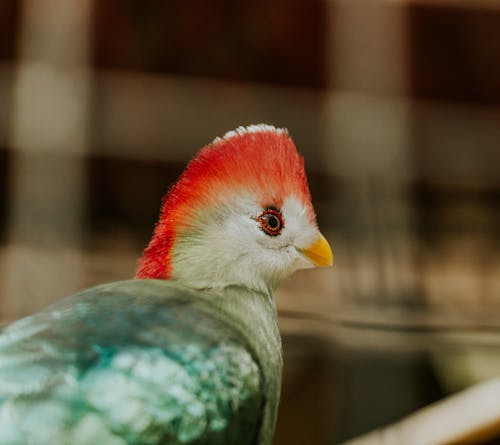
[170,194,319,294]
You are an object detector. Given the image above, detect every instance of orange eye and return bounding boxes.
[258,208,284,236]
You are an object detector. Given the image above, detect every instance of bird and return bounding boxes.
[0,124,333,445]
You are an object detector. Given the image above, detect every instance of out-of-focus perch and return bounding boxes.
[341,378,500,445]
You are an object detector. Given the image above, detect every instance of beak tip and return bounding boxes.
[300,233,333,268]
[320,250,334,268]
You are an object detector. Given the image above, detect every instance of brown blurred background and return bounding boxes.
[0,1,499,443]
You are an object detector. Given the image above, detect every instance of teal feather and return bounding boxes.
[0,280,280,445]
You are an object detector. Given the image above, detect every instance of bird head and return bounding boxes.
[136,124,333,294]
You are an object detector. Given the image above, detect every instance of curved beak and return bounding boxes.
[299,233,333,267]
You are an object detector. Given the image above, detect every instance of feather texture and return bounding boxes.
[0,280,282,445]
[136,125,315,280]
[0,124,326,445]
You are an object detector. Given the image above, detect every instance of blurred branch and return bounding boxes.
[341,378,500,445]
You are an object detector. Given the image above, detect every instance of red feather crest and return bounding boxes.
[136,125,314,279]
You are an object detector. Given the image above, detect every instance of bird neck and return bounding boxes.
[193,284,283,445]
[172,282,277,335]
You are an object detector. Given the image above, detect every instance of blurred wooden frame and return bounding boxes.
[341,378,500,445]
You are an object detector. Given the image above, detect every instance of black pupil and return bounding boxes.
[267,214,279,230]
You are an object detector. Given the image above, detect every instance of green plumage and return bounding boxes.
[0,280,282,445]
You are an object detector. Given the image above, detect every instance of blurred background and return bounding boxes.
[0,0,499,443]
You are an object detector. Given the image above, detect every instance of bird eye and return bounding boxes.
[257,208,284,236]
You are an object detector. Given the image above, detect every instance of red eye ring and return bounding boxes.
[257,208,284,236]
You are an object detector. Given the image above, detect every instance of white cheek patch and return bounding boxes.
[171,194,319,293]
[280,196,318,249]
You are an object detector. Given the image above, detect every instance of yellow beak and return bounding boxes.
[300,233,333,267]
